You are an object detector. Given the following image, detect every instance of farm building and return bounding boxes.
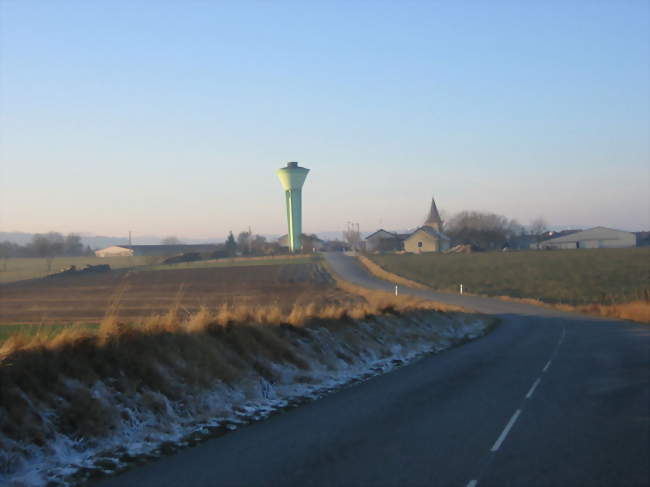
[95,244,218,258]
[365,196,451,253]
[365,230,407,252]
[536,227,636,250]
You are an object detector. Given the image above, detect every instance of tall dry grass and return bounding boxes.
[356,255,429,290]
[0,297,478,453]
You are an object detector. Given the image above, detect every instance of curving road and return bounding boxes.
[96,252,649,487]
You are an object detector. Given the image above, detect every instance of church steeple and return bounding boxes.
[424,196,442,231]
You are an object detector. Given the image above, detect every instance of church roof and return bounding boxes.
[424,197,443,227]
[407,226,450,240]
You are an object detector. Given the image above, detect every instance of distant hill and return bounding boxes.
[0,232,162,249]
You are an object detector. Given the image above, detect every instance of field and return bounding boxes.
[0,261,357,333]
[0,254,318,284]
[367,248,650,305]
[0,256,152,284]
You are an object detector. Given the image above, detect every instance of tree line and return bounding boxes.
[443,212,547,250]
[0,233,94,258]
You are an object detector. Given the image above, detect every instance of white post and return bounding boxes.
[460,283,463,295]
[395,284,399,296]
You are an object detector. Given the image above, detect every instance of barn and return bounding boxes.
[538,227,636,249]
[365,230,405,252]
[95,244,218,257]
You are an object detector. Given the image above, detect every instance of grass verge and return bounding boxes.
[0,289,488,486]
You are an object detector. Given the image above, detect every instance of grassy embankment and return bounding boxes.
[364,248,650,322]
[0,261,487,485]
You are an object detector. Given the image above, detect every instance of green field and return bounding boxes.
[0,254,321,284]
[368,248,650,305]
[0,256,152,284]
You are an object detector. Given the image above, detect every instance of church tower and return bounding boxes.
[424,196,443,231]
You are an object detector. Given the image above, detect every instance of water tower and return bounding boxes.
[276,161,310,252]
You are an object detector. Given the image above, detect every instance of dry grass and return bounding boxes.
[325,260,467,315]
[357,255,429,290]
[0,293,476,450]
[497,295,650,323]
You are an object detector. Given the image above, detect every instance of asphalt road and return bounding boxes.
[96,252,649,487]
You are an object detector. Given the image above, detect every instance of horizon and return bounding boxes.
[1,1,648,235]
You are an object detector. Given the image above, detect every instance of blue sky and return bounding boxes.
[1,0,648,239]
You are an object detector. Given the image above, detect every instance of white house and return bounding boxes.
[95,244,218,257]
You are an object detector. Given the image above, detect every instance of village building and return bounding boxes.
[95,244,218,258]
[365,230,406,252]
[402,198,451,253]
[535,227,636,250]
[365,196,451,253]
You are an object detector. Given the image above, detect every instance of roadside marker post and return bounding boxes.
[460,284,463,295]
[395,284,399,296]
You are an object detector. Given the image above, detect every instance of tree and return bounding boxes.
[237,231,252,255]
[529,217,548,249]
[30,232,64,257]
[343,223,362,251]
[446,211,522,250]
[64,233,84,256]
[225,231,237,256]
[250,234,267,255]
[161,236,182,245]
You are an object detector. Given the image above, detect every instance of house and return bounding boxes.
[365,229,404,252]
[536,227,636,250]
[402,197,451,253]
[95,244,218,258]
[403,226,451,253]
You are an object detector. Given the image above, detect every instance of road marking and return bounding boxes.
[466,480,478,487]
[525,378,542,399]
[542,359,552,372]
[491,409,521,452]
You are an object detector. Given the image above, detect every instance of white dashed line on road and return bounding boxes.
[525,378,542,399]
[466,325,567,486]
[491,409,522,452]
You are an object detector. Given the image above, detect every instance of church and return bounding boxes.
[365,197,451,253]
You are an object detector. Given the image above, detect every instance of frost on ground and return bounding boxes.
[0,310,490,487]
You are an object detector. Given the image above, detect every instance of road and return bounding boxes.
[96,252,649,487]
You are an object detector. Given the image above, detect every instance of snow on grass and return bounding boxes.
[0,310,491,487]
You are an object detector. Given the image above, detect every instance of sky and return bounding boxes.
[1,0,648,241]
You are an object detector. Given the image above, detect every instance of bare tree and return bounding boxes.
[343,222,362,251]
[446,211,522,250]
[529,217,548,249]
[161,236,182,245]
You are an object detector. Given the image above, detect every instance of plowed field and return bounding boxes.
[0,263,354,325]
